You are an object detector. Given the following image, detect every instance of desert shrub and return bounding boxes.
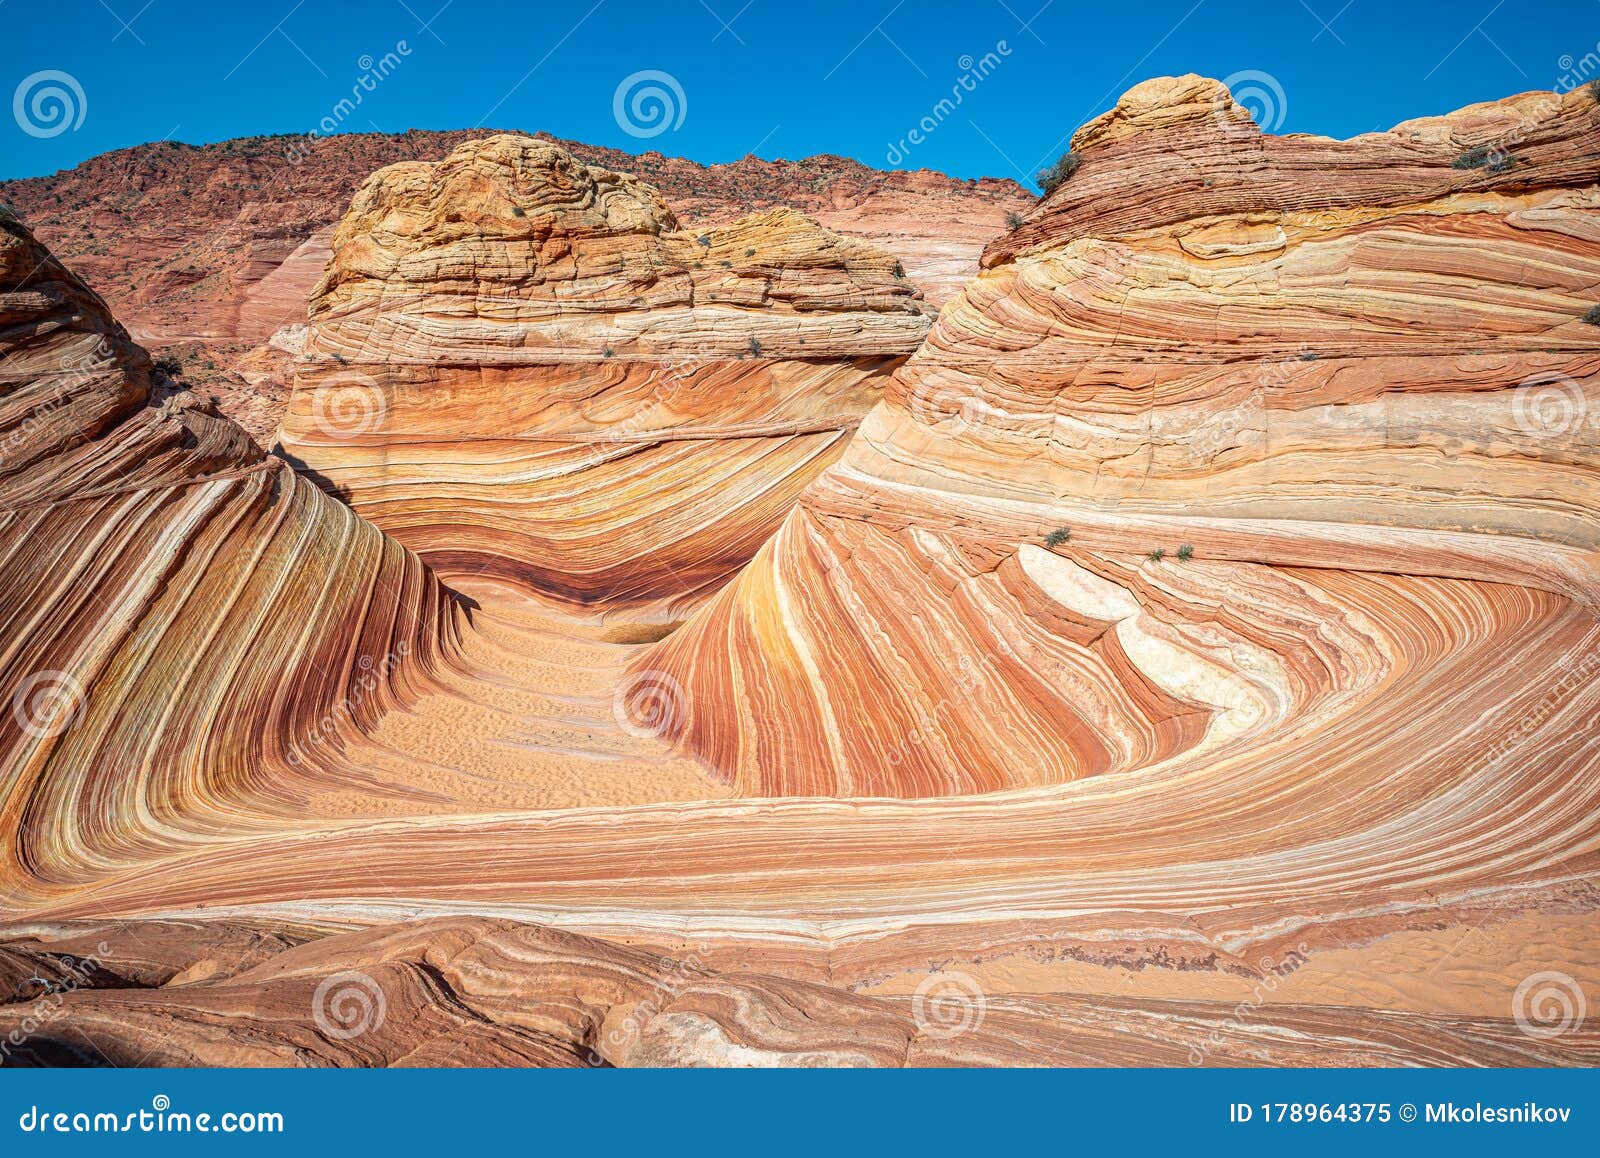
[511,206,526,217]
[1589,78,1600,102]
[1147,548,1165,563]
[153,354,184,377]
[1036,151,1080,196]
[892,260,905,278]
[1005,211,1023,231]
[1176,544,1194,561]
[1453,145,1514,171]
[1583,304,1600,326]
[696,234,711,247]
[748,336,763,357]
[1044,527,1071,549]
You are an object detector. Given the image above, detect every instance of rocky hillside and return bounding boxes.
[0,131,1028,439]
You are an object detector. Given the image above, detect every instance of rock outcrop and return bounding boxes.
[3,81,1598,1069]
[279,136,933,622]
[641,76,1600,795]
[0,211,465,896]
[6,916,1589,1067]
[0,132,1027,442]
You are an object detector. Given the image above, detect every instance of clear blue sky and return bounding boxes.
[3,0,1597,187]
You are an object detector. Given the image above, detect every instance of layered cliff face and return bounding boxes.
[642,76,1600,796]
[0,213,468,896]
[0,132,1026,443]
[4,82,1598,1069]
[279,136,933,623]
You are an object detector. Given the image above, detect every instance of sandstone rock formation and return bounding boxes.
[0,132,1027,442]
[3,80,1598,1069]
[278,136,932,622]
[7,916,1589,1067]
[643,75,1600,793]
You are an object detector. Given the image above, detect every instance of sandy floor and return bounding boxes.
[310,579,730,817]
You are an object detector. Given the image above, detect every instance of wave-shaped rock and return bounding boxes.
[279,137,932,622]
[0,211,463,897]
[641,76,1600,796]
[4,82,1598,1069]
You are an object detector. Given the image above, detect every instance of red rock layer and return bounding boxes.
[279,137,933,622]
[640,77,1600,797]
[0,132,1027,442]
[0,212,462,894]
[5,917,1588,1067]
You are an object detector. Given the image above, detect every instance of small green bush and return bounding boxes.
[1004,211,1023,231]
[601,346,615,358]
[1176,543,1194,561]
[153,354,184,378]
[748,337,763,357]
[892,260,905,279]
[1582,304,1600,326]
[1453,145,1515,172]
[1589,78,1600,102]
[511,206,526,217]
[1036,151,1080,196]
[1044,527,1071,549]
[696,233,712,247]
[1147,548,1165,563]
